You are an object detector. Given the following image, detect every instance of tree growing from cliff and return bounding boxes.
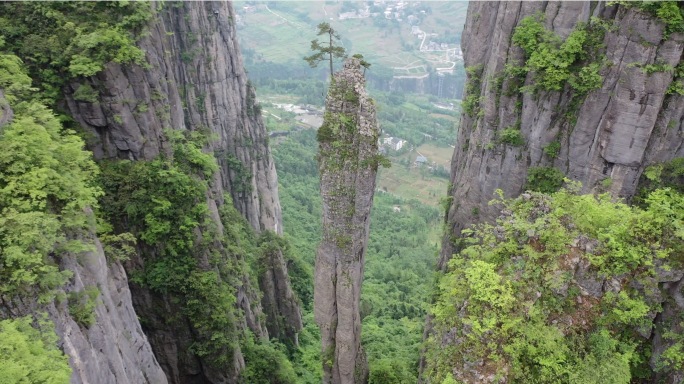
[352,53,371,75]
[304,22,347,77]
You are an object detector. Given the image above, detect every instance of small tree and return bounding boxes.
[352,53,371,75]
[304,22,347,77]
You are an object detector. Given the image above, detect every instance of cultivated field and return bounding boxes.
[234,1,468,71]
[376,142,453,207]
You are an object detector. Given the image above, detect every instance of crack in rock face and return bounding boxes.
[425,2,684,383]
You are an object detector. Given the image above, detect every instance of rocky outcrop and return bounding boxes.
[442,2,683,268]
[52,240,168,384]
[64,1,281,235]
[259,242,304,348]
[0,239,168,384]
[59,1,301,382]
[436,2,684,382]
[315,58,381,384]
[425,190,684,383]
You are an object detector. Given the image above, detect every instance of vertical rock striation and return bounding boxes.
[59,1,301,382]
[0,241,169,384]
[48,240,169,384]
[64,1,282,234]
[431,2,684,382]
[442,2,684,267]
[315,58,381,384]
[258,234,304,347]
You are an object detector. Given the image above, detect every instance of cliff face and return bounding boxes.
[58,1,300,382]
[0,77,167,382]
[434,2,684,382]
[441,2,684,266]
[65,1,281,234]
[0,133,167,383]
[315,59,381,384]
[426,188,684,384]
[51,241,169,384]
[0,241,168,384]
[442,2,684,268]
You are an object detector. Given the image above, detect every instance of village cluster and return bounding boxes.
[336,1,463,59]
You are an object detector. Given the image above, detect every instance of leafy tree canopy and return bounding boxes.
[0,1,152,103]
[0,51,101,297]
[0,316,71,384]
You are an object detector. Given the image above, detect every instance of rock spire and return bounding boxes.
[315,58,382,384]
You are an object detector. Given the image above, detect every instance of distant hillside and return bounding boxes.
[234,1,469,96]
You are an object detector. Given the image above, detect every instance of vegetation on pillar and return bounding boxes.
[304,22,347,77]
[315,57,385,384]
[317,62,389,176]
[352,53,371,73]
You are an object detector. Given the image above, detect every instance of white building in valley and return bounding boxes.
[382,137,407,151]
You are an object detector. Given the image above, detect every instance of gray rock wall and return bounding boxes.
[259,245,304,347]
[443,2,684,268]
[53,240,169,384]
[0,89,166,384]
[437,2,684,382]
[64,1,281,235]
[59,1,301,382]
[0,238,168,384]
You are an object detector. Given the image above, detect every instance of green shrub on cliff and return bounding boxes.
[97,130,251,368]
[0,2,152,102]
[0,51,102,297]
[425,187,684,383]
[462,65,484,117]
[634,157,684,206]
[0,316,72,383]
[526,166,565,194]
[622,1,684,37]
[512,15,603,95]
[241,332,298,384]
